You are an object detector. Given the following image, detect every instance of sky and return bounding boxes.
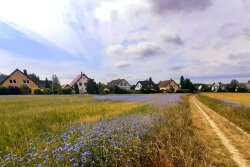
[0,0,250,84]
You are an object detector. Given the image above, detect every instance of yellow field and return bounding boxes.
[203,93,250,105]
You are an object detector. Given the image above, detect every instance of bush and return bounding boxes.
[34,89,42,95]
[43,88,52,95]
[0,87,9,95]
[109,86,130,94]
[8,86,21,95]
[237,87,248,93]
[20,85,31,95]
[58,88,72,94]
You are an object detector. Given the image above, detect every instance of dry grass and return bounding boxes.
[140,100,219,167]
[190,98,236,166]
[203,93,250,106]
[194,96,250,166]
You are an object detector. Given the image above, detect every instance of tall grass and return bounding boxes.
[198,94,250,133]
[140,101,211,167]
[0,96,147,153]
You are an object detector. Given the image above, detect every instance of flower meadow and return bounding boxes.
[0,114,153,166]
[0,94,213,166]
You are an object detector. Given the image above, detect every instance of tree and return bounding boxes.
[52,74,60,88]
[168,85,175,93]
[180,76,184,89]
[45,77,51,88]
[226,79,238,92]
[74,84,79,94]
[85,79,99,94]
[179,76,195,92]
[248,80,250,83]
[28,73,40,83]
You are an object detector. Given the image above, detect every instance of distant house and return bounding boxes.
[38,80,52,89]
[0,69,39,89]
[158,79,179,92]
[107,79,131,90]
[237,83,250,91]
[135,79,158,92]
[211,82,227,92]
[69,72,89,94]
[61,84,71,89]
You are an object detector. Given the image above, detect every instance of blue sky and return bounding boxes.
[0,0,250,84]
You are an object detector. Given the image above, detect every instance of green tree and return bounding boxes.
[85,79,99,94]
[226,79,238,92]
[74,84,79,94]
[168,85,175,93]
[45,77,51,88]
[180,76,184,89]
[28,73,40,83]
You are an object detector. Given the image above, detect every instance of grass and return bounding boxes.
[197,94,250,133]
[0,95,148,153]
[140,100,217,167]
[0,95,235,166]
[203,93,250,106]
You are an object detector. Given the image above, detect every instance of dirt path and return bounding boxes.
[190,96,249,167]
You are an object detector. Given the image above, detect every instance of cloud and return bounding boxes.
[164,35,184,46]
[228,52,250,60]
[114,61,130,68]
[149,0,212,14]
[107,42,161,58]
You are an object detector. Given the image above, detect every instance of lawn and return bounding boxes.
[202,93,250,106]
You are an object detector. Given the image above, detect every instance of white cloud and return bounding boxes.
[0,0,97,58]
[107,42,161,58]
[114,61,130,68]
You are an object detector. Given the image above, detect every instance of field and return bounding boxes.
[1,94,249,166]
[0,94,217,167]
[202,93,250,106]
[198,94,250,133]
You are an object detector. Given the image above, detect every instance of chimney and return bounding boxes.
[23,69,27,76]
[81,71,83,76]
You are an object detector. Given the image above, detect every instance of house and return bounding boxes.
[237,83,250,91]
[107,79,131,90]
[0,69,39,89]
[211,82,227,92]
[135,79,158,92]
[158,79,179,93]
[38,80,52,89]
[69,72,89,94]
[61,84,71,89]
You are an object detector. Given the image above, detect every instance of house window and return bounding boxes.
[9,80,13,83]
[120,83,123,86]
[13,80,16,83]
[23,80,29,84]
[79,82,82,86]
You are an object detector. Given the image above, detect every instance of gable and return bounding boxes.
[1,69,39,88]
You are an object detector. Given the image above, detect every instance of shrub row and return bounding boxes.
[33,88,72,95]
[0,85,31,95]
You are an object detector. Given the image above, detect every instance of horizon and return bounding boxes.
[0,0,250,85]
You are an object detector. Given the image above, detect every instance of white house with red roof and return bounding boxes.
[69,72,89,94]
